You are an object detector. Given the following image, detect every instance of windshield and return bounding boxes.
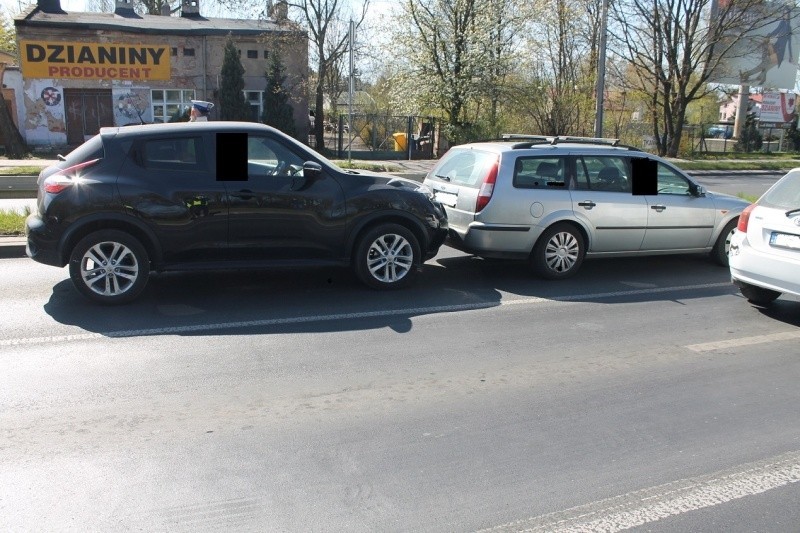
[429,148,497,187]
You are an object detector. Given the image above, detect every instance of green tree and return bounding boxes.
[610,0,781,157]
[0,9,16,56]
[262,54,297,136]
[219,36,252,121]
[286,0,369,149]
[735,109,762,153]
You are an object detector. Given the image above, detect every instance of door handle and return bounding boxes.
[650,205,666,212]
[578,201,596,210]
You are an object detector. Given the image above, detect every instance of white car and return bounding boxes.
[729,168,800,306]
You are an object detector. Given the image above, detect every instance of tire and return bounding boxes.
[354,223,420,290]
[68,229,150,305]
[711,218,738,266]
[532,223,585,280]
[738,282,780,306]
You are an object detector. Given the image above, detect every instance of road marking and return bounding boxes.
[686,330,800,352]
[0,282,730,347]
[477,450,800,532]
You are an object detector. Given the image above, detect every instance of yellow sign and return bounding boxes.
[20,41,171,81]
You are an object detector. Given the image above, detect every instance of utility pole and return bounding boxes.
[348,19,354,162]
[594,0,609,138]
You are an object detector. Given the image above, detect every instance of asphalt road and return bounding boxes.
[2,243,799,531]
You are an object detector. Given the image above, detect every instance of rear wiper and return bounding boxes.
[435,174,451,181]
[786,208,800,217]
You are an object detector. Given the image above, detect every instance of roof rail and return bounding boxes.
[548,135,621,146]
[501,133,643,151]
[501,134,552,142]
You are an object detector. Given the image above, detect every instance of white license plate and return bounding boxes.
[435,191,458,207]
[770,231,800,250]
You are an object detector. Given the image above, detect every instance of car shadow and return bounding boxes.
[750,298,800,326]
[42,251,741,339]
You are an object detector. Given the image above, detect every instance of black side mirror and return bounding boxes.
[689,183,706,197]
[290,161,323,191]
[303,161,322,180]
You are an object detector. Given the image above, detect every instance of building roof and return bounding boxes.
[15,5,304,37]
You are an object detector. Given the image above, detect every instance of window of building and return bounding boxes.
[263,50,269,59]
[171,47,177,56]
[184,48,195,57]
[245,90,263,122]
[151,89,195,123]
[247,50,258,59]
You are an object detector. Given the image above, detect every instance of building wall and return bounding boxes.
[15,23,308,147]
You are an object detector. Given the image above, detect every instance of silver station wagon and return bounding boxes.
[423,136,749,279]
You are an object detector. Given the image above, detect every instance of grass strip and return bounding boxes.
[0,207,30,236]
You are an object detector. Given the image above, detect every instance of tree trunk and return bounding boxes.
[0,92,27,159]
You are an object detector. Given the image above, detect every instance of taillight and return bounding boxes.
[738,204,756,232]
[42,158,100,194]
[476,157,499,212]
[43,176,73,194]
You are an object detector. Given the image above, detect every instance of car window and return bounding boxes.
[761,170,800,209]
[247,136,305,179]
[656,163,692,195]
[577,156,630,192]
[62,134,104,166]
[513,157,565,188]
[143,137,205,171]
[430,148,496,188]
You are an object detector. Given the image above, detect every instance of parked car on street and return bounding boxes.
[26,122,448,304]
[729,168,800,305]
[422,135,748,279]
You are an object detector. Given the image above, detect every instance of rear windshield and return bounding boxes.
[61,135,104,166]
[429,148,496,188]
[761,170,800,209]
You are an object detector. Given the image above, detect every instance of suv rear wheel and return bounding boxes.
[532,223,585,280]
[69,230,150,305]
[354,223,420,289]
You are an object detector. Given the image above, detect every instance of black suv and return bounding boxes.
[26,122,448,304]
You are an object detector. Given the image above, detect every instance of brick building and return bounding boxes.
[14,0,308,148]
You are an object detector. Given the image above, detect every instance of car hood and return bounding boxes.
[706,190,751,211]
[345,170,431,193]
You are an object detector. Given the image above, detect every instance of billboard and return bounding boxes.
[20,41,171,81]
[710,1,800,89]
[759,91,796,122]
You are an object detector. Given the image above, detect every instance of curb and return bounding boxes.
[0,236,26,259]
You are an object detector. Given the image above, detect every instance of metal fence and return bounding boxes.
[687,123,795,155]
[309,114,439,160]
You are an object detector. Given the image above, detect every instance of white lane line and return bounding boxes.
[686,330,800,352]
[0,282,730,347]
[478,450,800,532]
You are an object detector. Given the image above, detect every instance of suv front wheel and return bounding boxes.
[532,223,585,280]
[69,229,150,305]
[354,223,420,289]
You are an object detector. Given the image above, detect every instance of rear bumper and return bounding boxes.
[729,233,800,296]
[447,222,537,257]
[25,213,64,267]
